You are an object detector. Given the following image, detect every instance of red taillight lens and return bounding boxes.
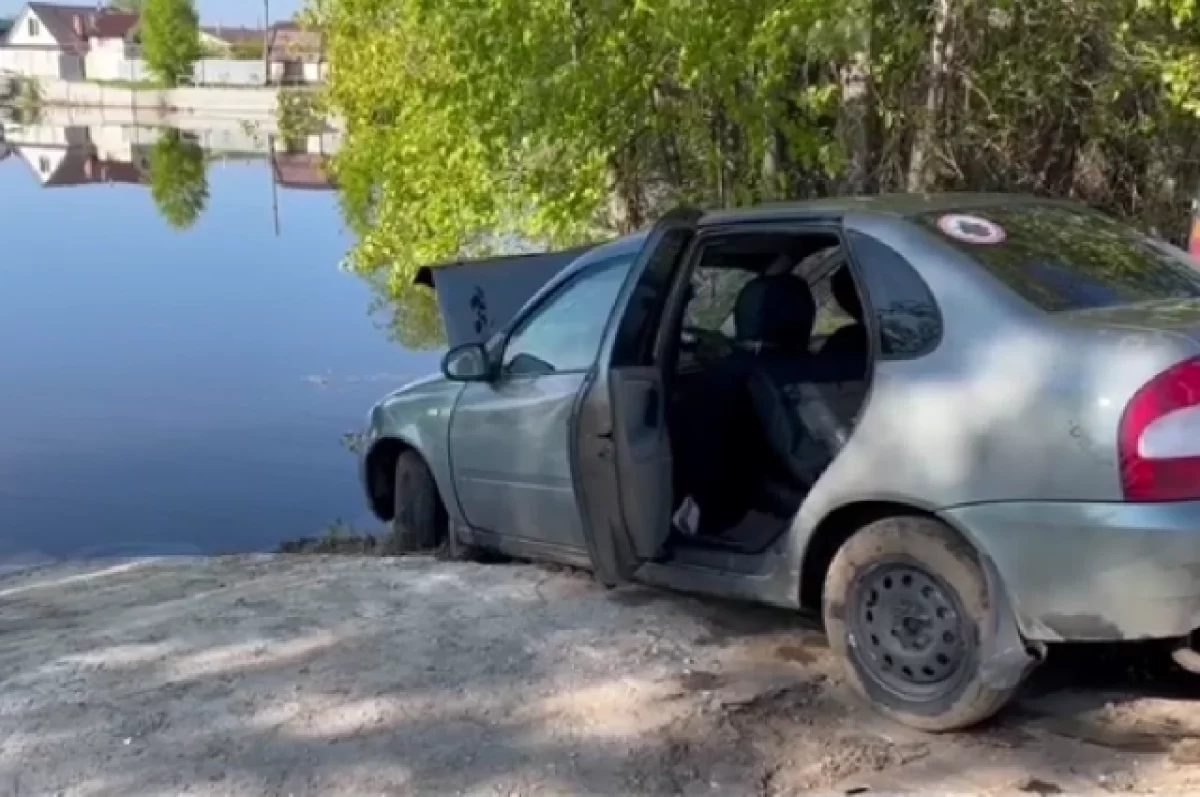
[1120,356,1200,501]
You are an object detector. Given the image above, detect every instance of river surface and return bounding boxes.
[0,130,440,569]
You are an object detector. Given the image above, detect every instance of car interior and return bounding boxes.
[659,231,872,556]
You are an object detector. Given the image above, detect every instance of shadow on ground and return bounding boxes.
[1,556,1199,796]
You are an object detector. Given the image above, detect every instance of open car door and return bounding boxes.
[573,210,700,586]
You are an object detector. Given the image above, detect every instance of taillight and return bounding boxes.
[1120,356,1200,501]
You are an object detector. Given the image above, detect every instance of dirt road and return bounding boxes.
[2,556,1200,796]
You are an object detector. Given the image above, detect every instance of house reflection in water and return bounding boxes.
[5,120,152,187]
[270,151,335,191]
[25,145,147,187]
[2,113,339,193]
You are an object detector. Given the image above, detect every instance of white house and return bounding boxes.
[0,3,137,80]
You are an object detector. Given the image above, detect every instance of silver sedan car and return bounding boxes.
[360,194,1200,731]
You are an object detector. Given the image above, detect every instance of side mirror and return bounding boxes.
[441,343,491,382]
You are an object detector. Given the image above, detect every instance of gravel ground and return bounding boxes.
[2,555,1200,796]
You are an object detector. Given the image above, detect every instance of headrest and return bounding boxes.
[831,266,863,322]
[734,273,816,349]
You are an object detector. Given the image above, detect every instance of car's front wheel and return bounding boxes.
[823,515,1022,731]
[389,450,443,553]
[390,450,480,560]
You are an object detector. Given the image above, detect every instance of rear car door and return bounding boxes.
[573,212,699,585]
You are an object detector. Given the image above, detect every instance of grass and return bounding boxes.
[278,520,394,555]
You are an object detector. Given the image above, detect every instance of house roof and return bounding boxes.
[24,4,138,47]
[267,21,322,59]
[201,25,265,46]
[89,10,137,39]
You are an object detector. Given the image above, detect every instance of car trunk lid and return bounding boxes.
[1052,298,1200,352]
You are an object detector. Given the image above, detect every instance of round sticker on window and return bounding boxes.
[936,213,1007,245]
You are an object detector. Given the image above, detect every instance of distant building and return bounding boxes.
[0,4,327,87]
[0,3,137,79]
[266,21,326,84]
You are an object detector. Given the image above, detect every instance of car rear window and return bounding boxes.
[916,203,1200,312]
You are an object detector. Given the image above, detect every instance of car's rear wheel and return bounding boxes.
[823,515,1022,731]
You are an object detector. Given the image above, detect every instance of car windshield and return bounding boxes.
[917,203,1200,312]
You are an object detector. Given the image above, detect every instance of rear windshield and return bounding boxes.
[917,203,1200,311]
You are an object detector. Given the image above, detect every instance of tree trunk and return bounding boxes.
[907,0,955,193]
[839,0,878,195]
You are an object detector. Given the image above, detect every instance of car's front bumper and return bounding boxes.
[943,500,1200,643]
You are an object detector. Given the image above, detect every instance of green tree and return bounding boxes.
[140,0,201,86]
[309,0,1200,349]
[149,129,209,230]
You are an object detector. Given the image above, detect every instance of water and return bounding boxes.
[0,122,441,569]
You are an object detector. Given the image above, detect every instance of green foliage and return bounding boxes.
[309,0,1200,350]
[227,41,265,61]
[277,89,326,151]
[0,16,14,37]
[149,129,209,230]
[140,0,201,86]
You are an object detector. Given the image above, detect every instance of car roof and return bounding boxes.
[554,230,650,280]
[699,192,1078,226]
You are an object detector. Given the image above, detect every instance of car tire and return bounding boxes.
[823,515,1020,732]
[390,450,444,553]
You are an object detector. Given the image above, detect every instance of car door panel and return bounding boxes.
[573,213,699,584]
[608,366,672,559]
[450,373,588,549]
[445,250,637,555]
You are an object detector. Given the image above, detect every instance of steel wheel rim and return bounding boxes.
[848,561,974,701]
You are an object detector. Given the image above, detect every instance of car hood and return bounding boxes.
[388,370,446,397]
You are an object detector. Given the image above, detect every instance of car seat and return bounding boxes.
[819,266,869,376]
[731,273,841,493]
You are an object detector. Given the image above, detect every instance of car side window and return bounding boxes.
[501,256,632,376]
[846,231,943,358]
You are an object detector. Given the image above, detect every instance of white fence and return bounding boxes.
[85,48,268,87]
[0,47,83,80]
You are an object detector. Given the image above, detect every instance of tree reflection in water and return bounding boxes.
[149,129,209,231]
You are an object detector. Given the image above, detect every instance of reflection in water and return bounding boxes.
[2,109,339,226]
[149,129,210,230]
[0,115,439,569]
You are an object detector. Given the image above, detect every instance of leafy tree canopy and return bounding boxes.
[140,0,201,86]
[307,0,1200,349]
